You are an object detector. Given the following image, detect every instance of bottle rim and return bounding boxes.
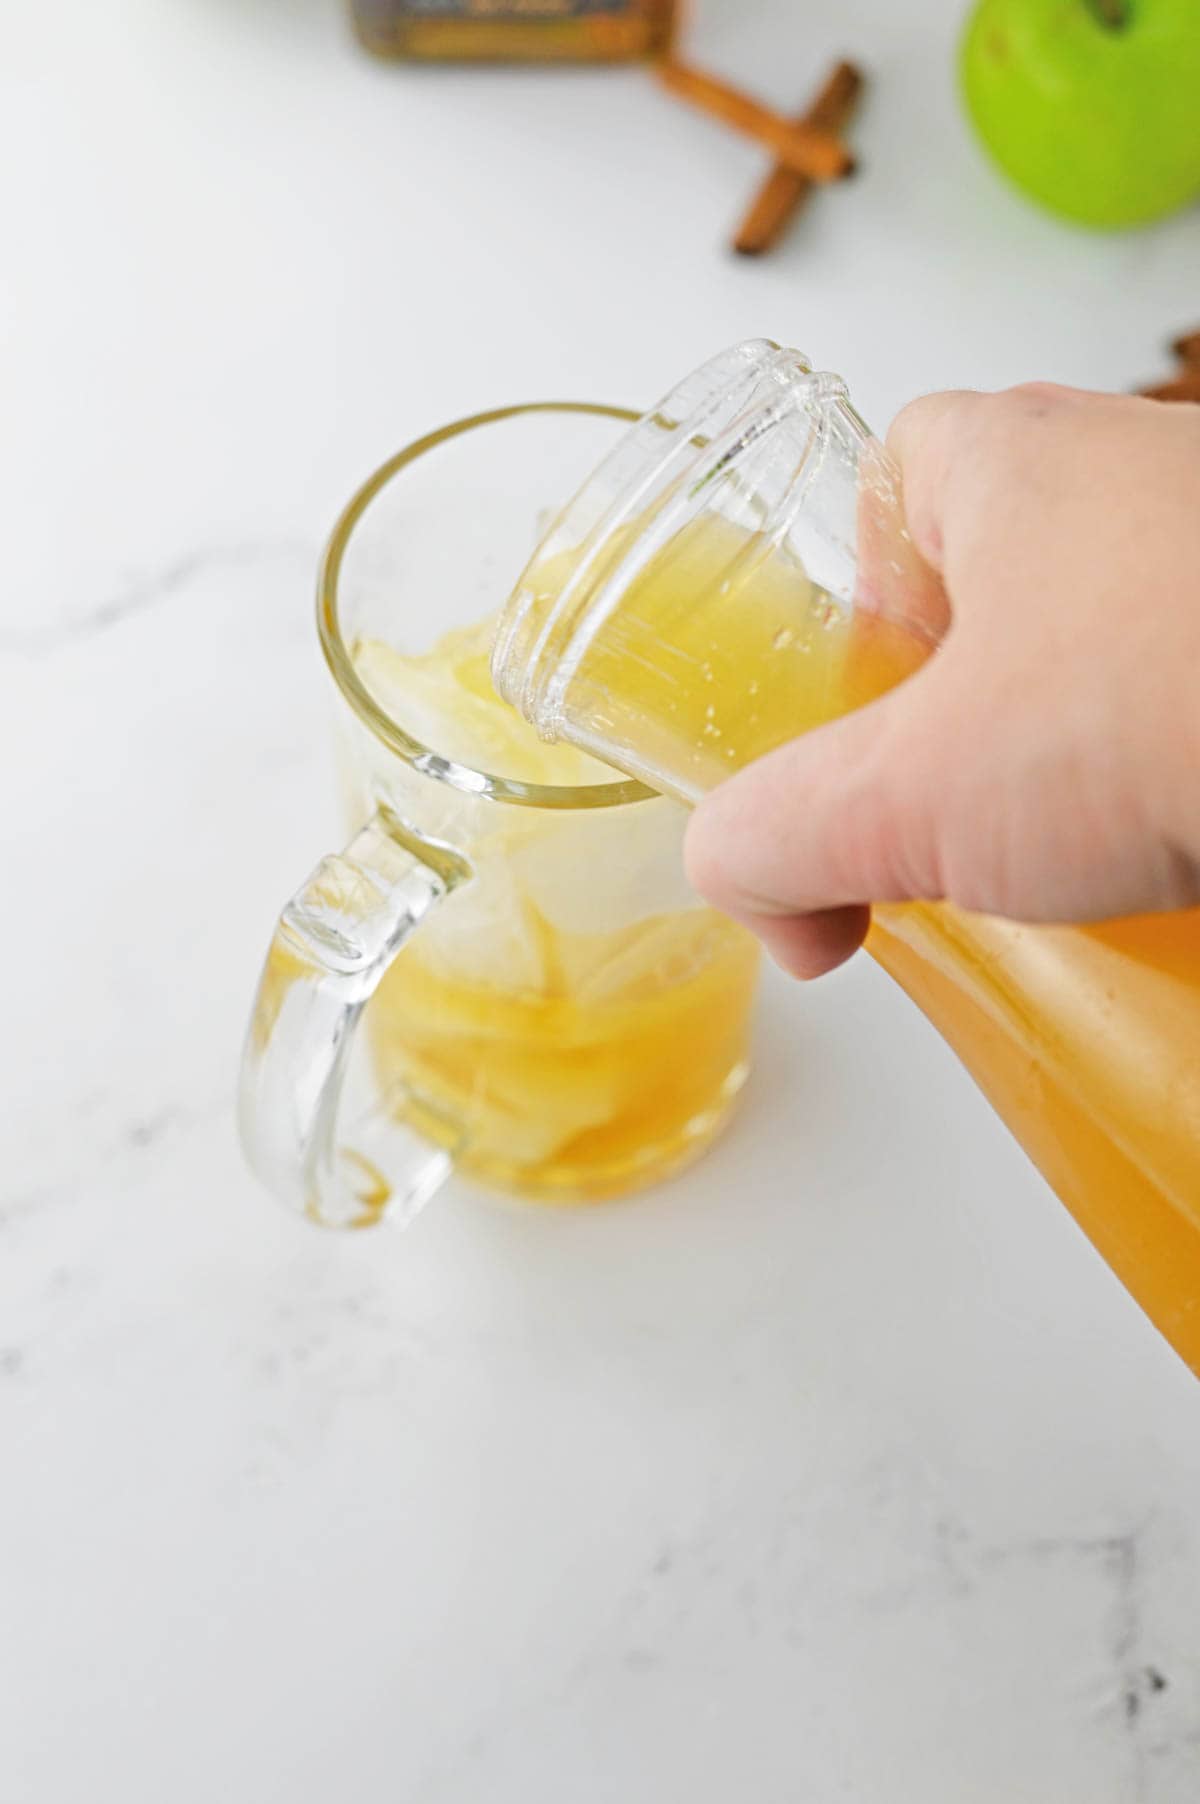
[491,339,869,740]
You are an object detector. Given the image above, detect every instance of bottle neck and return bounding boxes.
[491,340,855,744]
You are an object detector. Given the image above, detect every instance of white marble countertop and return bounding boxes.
[5,2,1200,1799]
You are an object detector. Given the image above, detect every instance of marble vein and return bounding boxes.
[1,538,312,658]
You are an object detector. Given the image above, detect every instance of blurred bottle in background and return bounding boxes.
[349,0,677,62]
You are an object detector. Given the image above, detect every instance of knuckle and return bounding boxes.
[1003,380,1077,413]
[683,807,738,907]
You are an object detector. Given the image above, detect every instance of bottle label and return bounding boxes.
[380,2,638,15]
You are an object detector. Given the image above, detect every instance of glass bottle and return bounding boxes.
[348,1,677,62]
[492,340,1200,1376]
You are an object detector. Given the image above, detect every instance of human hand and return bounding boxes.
[685,384,1200,978]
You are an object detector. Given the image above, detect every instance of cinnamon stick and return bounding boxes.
[1170,328,1200,366]
[1139,374,1200,404]
[657,59,855,184]
[1135,325,1200,400]
[734,60,863,255]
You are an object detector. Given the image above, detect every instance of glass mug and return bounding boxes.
[492,340,1200,1374]
[239,405,760,1229]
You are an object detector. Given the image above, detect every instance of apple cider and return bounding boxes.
[352,617,758,1201]
[495,505,1200,1368]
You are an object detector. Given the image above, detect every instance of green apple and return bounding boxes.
[960,0,1200,227]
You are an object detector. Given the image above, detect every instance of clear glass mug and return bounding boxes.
[492,340,1200,1374]
[239,404,760,1229]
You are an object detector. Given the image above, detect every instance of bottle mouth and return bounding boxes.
[491,339,855,742]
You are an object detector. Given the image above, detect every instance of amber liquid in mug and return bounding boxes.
[514,511,1200,1366]
[352,619,758,1201]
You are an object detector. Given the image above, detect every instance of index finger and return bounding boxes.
[883,389,982,572]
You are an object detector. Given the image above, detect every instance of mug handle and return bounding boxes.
[239,805,472,1229]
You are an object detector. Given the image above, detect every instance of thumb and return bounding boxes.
[684,663,949,977]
